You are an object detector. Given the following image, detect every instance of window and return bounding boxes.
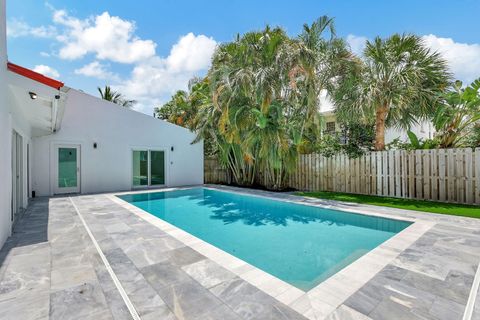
[325,121,336,134]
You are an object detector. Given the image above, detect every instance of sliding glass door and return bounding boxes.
[150,151,165,185]
[132,149,165,187]
[132,150,148,187]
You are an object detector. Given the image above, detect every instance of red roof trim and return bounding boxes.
[7,62,64,90]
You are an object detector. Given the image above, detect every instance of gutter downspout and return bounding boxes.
[52,87,69,133]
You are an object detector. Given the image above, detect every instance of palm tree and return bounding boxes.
[160,17,353,190]
[433,78,480,148]
[295,16,356,146]
[206,26,295,188]
[334,34,450,150]
[97,86,136,108]
[203,17,350,189]
[154,90,189,125]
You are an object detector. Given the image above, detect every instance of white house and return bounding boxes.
[0,0,203,248]
[319,91,436,143]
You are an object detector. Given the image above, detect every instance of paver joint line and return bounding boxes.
[68,196,141,320]
[463,257,480,320]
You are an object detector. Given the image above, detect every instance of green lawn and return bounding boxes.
[295,191,480,219]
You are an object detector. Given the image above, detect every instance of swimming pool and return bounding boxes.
[118,188,411,291]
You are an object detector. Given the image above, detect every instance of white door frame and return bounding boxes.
[54,144,81,194]
[11,130,23,223]
[16,132,23,213]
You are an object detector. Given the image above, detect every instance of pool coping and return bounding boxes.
[107,185,436,320]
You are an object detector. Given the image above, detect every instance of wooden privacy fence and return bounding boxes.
[289,148,480,205]
[204,157,230,184]
[204,148,480,205]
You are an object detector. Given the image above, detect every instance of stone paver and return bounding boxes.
[0,186,479,320]
[473,281,480,320]
[0,193,306,320]
[342,223,480,320]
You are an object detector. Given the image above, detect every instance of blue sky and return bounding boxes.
[6,0,480,114]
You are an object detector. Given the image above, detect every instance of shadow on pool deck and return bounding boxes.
[0,198,49,270]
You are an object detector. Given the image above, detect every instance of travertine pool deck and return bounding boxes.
[0,185,479,320]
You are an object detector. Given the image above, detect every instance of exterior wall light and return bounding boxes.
[29,91,37,100]
[93,142,97,149]
[171,146,174,152]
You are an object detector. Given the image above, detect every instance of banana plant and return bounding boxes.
[406,131,438,149]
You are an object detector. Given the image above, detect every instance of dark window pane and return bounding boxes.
[150,151,165,185]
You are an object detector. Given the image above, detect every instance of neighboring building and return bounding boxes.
[0,0,203,247]
[319,91,436,143]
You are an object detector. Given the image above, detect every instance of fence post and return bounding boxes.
[438,149,446,202]
[465,148,473,204]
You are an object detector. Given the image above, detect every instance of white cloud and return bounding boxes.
[40,51,51,57]
[53,10,156,63]
[33,65,60,78]
[12,7,217,115]
[117,33,217,114]
[318,90,335,113]
[346,34,368,56]
[74,61,119,81]
[422,35,480,84]
[7,19,56,38]
[167,33,217,72]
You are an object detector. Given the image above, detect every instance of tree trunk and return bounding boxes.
[375,104,388,151]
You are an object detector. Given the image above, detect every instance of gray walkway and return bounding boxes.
[0,188,479,320]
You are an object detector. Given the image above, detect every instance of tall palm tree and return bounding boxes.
[97,85,136,108]
[295,16,356,143]
[159,17,352,189]
[207,26,295,188]
[334,34,450,150]
[203,17,351,189]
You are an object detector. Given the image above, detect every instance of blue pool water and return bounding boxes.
[118,188,410,291]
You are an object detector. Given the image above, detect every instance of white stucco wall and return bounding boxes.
[384,121,435,144]
[32,89,203,196]
[0,1,33,248]
[320,110,436,145]
[319,90,436,144]
[0,0,11,245]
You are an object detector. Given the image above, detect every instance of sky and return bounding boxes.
[6,0,480,115]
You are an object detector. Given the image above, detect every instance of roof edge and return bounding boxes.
[7,62,64,90]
